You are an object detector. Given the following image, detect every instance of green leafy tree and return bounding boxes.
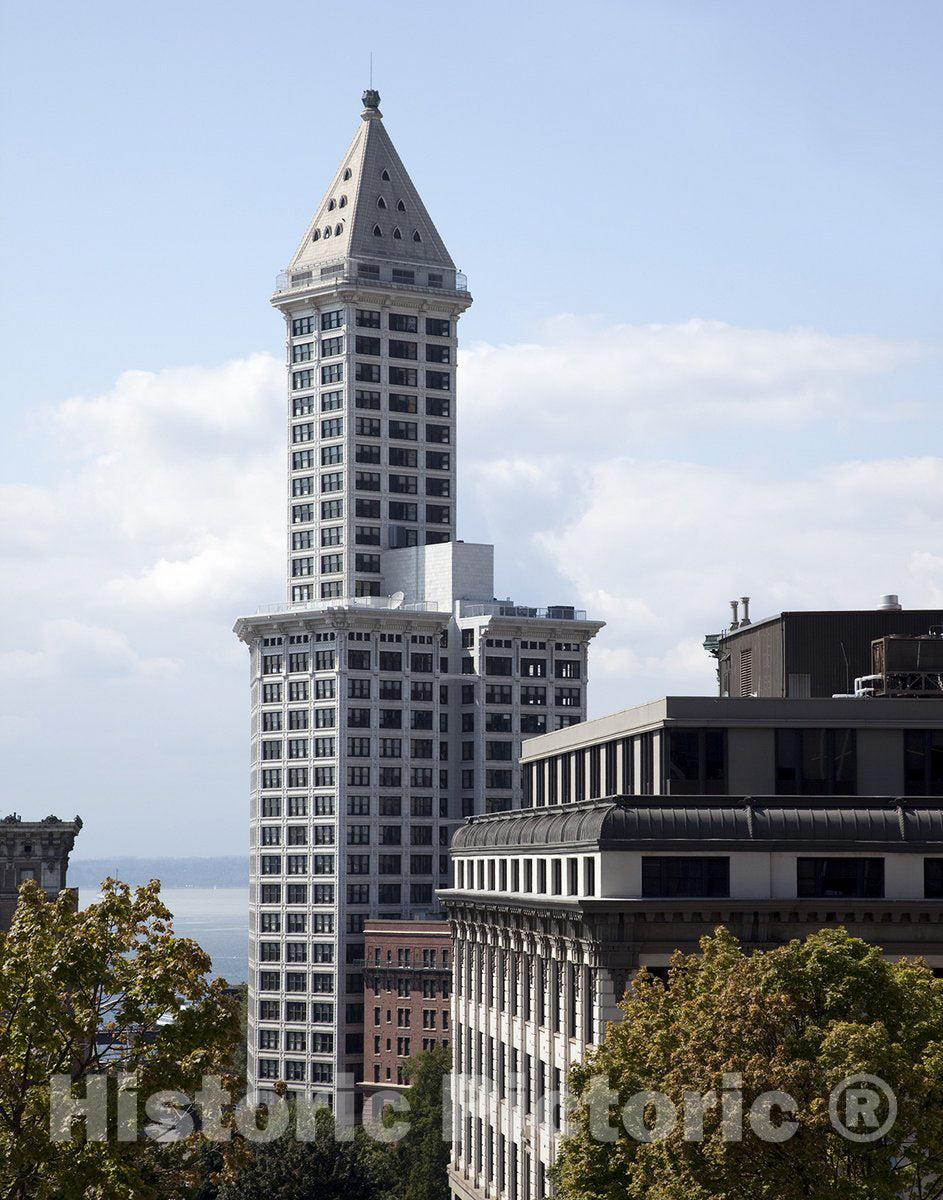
[396,1046,451,1200]
[555,927,943,1200]
[0,878,240,1200]
[215,1106,395,1200]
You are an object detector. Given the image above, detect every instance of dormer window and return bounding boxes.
[328,199,336,211]
[397,200,406,212]
[412,230,422,242]
[335,223,343,236]
[338,196,347,208]
[377,196,387,210]
[324,226,332,239]
[373,224,383,237]
[311,229,320,242]
[392,227,402,240]
[381,169,391,181]
[343,168,352,181]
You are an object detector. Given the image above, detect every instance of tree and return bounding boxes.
[396,1046,451,1200]
[554,927,943,1200]
[215,1106,395,1200]
[0,878,241,1200]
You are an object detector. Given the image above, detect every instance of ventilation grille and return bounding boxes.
[739,648,753,696]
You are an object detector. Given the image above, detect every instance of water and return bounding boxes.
[79,887,249,984]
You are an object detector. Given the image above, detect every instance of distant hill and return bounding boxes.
[69,857,248,889]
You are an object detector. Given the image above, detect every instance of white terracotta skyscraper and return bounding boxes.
[235,91,603,1109]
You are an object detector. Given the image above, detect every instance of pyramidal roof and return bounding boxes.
[286,91,455,277]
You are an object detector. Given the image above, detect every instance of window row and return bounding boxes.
[256,1058,335,1083]
[291,311,344,336]
[353,336,451,363]
[258,998,336,1022]
[354,311,450,337]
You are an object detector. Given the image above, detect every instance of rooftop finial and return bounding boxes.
[362,88,381,113]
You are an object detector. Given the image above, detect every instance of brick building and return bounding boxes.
[362,919,452,1103]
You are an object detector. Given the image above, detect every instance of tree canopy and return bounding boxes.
[0,878,240,1200]
[554,927,943,1200]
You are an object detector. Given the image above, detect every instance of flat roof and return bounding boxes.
[521,695,943,760]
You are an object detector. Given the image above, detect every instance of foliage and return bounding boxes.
[0,878,241,1200]
[396,1046,452,1200]
[215,1106,396,1200]
[554,927,943,1200]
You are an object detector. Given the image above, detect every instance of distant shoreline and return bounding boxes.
[69,857,247,889]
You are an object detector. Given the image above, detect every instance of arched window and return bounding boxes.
[412,230,422,242]
[373,224,383,237]
[327,198,336,211]
[335,223,343,236]
[338,195,347,208]
[323,226,332,239]
[343,168,352,181]
[377,196,387,209]
[396,199,406,212]
[392,227,402,240]
[381,169,391,181]
[311,229,320,241]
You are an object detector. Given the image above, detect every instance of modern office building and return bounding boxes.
[0,813,81,930]
[234,91,603,1107]
[361,918,452,1106]
[704,595,943,698]
[442,692,943,1200]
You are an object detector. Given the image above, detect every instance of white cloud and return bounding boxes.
[459,317,921,457]
[528,454,943,714]
[0,318,935,853]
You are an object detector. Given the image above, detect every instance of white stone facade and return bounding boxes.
[234,93,603,1109]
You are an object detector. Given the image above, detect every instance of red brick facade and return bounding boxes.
[362,920,452,1095]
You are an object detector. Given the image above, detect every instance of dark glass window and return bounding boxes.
[665,729,727,795]
[775,729,857,795]
[904,730,943,796]
[797,857,884,898]
[925,858,943,899]
[641,857,730,898]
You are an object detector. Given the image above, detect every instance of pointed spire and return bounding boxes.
[280,92,457,287]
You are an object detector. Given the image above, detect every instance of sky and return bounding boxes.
[1,0,941,858]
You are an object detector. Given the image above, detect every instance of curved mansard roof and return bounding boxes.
[451,797,943,851]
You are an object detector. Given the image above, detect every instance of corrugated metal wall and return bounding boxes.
[717,610,943,697]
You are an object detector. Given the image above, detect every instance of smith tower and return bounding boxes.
[277,88,467,599]
[235,92,603,1109]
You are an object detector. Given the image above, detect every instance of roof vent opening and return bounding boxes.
[412,230,422,242]
[334,223,343,236]
[397,199,406,212]
[343,167,352,181]
[878,594,902,611]
[338,195,347,207]
[373,224,383,237]
[323,226,332,238]
[381,168,391,181]
[392,226,402,240]
[311,229,320,242]
[377,196,387,209]
[327,198,336,211]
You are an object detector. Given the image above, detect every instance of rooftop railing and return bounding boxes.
[460,602,588,622]
[274,257,468,298]
[255,596,442,616]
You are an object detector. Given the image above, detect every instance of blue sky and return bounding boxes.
[1,1,941,856]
